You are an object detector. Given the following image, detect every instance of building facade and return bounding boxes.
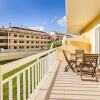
[50,31,72,43]
[0,27,51,50]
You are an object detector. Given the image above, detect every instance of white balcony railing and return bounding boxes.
[0,36,7,39]
[0,48,57,100]
[0,43,7,46]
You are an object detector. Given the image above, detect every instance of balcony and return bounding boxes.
[10,37,51,41]
[9,43,48,46]
[0,43,7,46]
[0,36,7,39]
[0,47,100,100]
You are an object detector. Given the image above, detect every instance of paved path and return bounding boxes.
[48,61,100,100]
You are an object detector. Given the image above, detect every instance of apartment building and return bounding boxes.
[0,27,51,50]
[50,31,72,43]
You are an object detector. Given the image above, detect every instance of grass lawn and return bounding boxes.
[0,59,20,65]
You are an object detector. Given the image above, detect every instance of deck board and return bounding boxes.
[48,61,100,100]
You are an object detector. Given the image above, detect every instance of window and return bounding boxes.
[4,47,7,49]
[36,41,39,43]
[36,46,39,48]
[19,35,21,37]
[22,41,24,43]
[0,40,3,43]
[27,46,29,48]
[14,35,17,37]
[14,41,17,43]
[27,41,29,43]
[36,37,39,39]
[31,46,34,48]
[0,32,3,36]
[31,41,34,43]
[27,36,29,38]
[48,37,50,39]
[14,46,17,49]
[31,36,33,38]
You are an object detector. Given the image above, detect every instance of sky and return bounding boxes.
[0,0,66,33]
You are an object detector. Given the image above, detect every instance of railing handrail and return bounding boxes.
[0,48,56,75]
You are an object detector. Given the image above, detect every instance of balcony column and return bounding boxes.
[7,32,10,49]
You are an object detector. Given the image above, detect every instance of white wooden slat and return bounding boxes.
[28,68,30,98]
[36,62,38,87]
[32,65,34,93]
[34,63,37,88]
[46,55,49,73]
[47,53,50,71]
[46,56,48,72]
[9,79,13,100]
[37,61,39,85]
[39,60,41,81]
[45,57,46,74]
[38,61,40,82]
[0,67,3,100]
[44,57,47,74]
[17,74,20,100]
[23,71,26,100]
[39,61,41,81]
[42,58,44,76]
[36,62,38,86]
[36,61,39,84]
[41,59,43,78]
[45,56,47,73]
[40,60,42,80]
[41,59,43,79]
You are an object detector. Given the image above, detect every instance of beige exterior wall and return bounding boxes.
[80,24,100,53]
[0,27,51,50]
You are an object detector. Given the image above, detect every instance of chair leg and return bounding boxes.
[77,70,80,75]
[76,67,80,75]
[77,71,78,75]
[65,65,69,72]
[95,72,98,82]
[92,70,98,82]
[80,69,83,80]
[76,65,81,75]
[71,66,75,72]
[69,63,75,72]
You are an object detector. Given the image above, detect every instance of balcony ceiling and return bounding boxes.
[67,0,100,34]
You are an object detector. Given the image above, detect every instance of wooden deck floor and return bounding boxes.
[48,61,100,100]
